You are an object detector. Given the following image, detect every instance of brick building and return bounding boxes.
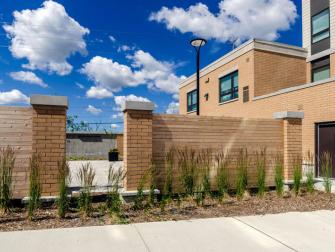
[179,0,335,177]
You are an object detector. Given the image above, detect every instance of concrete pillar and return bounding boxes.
[30,95,68,196]
[123,101,155,191]
[274,111,304,181]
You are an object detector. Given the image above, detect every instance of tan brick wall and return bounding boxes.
[254,50,306,97]
[116,134,124,159]
[0,107,32,198]
[123,110,152,190]
[32,105,67,196]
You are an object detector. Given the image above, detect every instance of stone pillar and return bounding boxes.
[274,111,303,181]
[123,101,154,191]
[30,95,68,196]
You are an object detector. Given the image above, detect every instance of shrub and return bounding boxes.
[163,148,174,201]
[320,152,332,193]
[198,149,212,198]
[293,156,302,196]
[148,159,157,206]
[178,148,197,196]
[256,148,266,198]
[0,147,15,214]
[134,173,146,210]
[306,171,314,193]
[56,159,71,218]
[215,152,230,201]
[274,155,284,197]
[107,165,125,215]
[235,148,249,199]
[77,163,95,217]
[28,154,42,221]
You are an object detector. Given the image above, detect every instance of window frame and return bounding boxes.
[312,65,330,82]
[219,70,239,103]
[311,8,330,44]
[186,89,197,112]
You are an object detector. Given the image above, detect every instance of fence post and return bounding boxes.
[30,95,68,196]
[123,101,155,191]
[274,111,304,181]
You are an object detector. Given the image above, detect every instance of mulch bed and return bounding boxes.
[1,190,334,232]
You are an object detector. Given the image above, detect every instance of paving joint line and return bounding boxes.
[133,224,151,252]
[233,217,298,252]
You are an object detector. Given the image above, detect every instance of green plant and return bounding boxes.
[305,152,314,194]
[274,154,284,197]
[198,149,212,198]
[235,148,249,200]
[107,165,125,215]
[56,159,71,218]
[306,171,314,193]
[320,152,332,193]
[178,148,197,196]
[215,152,230,201]
[148,159,157,206]
[194,185,204,207]
[77,162,95,217]
[256,148,266,198]
[28,154,42,221]
[109,148,118,153]
[293,156,302,196]
[0,146,15,214]
[134,173,147,210]
[163,148,175,201]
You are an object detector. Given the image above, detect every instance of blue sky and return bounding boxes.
[0,0,302,130]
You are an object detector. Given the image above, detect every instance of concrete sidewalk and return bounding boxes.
[1,210,335,252]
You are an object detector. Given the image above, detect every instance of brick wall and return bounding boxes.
[123,102,304,191]
[32,105,67,196]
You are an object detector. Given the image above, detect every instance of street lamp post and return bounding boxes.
[190,38,207,116]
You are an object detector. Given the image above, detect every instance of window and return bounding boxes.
[243,86,249,103]
[219,71,238,103]
[312,9,330,44]
[187,90,197,112]
[311,56,330,82]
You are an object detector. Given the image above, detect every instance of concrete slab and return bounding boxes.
[134,218,291,252]
[0,224,147,252]
[237,210,335,252]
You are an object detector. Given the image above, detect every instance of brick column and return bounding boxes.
[123,101,154,191]
[274,111,303,181]
[30,95,68,196]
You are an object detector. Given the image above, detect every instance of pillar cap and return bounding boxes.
[30,95,68,108]
[273,111,304,119]
[122,101,155,112]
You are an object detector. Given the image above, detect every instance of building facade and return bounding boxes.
[179,0,335,177]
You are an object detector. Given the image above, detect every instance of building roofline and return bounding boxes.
[179,39,307,88]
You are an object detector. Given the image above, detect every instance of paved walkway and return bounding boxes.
[1,210,335,251]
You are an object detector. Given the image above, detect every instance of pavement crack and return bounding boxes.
[233,217,298,252]
[133,224,151,252]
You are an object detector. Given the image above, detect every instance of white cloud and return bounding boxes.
[166,101,179,114]
[172,93,179,101]
[3,0,89,75]
[86,105,102,115]
[117,45,132,52]
[0,89,29,104]
[86,86,113,99]
[112,112,123,119]
[10,71,47,88]
[114,94,151,112]
[109,35,116,42]
[76,82,84,89]
[111,124,118,129]
[81,50,186,96]
[150,0,297,45]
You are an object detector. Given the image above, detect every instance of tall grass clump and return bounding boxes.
[107,165,125,216]
[56,159,71,218]
[305,152,315,193]
[256,148,266,198]
[134,173,147,210]
[0,147,15,215]
[28,154,42,221]
[77,162,95,217]
[198,149,212,198]
[235,148,249,200]
[163,148,175,201]
[320,152,332,194]
[148,159,157,206]
[215,151,230,201]
[293,156,302,196]
[274,154,284,197]
[178,148,197,196]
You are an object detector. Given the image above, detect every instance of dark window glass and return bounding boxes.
[312,9,330,44]
[219,71,238,103]
[311,56,330,82]
[187,90,197,112]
